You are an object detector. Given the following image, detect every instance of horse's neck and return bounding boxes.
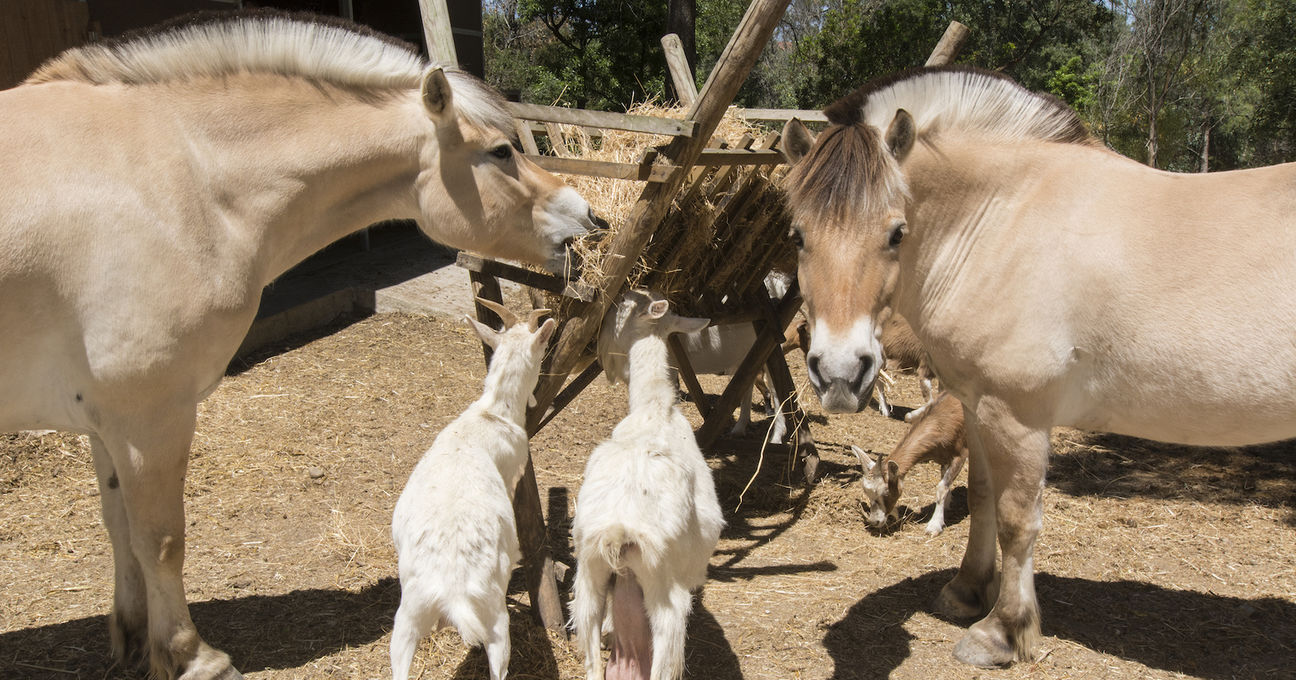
[177,78,424,284]
[626,334,678,414]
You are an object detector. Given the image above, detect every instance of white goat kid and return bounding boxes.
[573,289,726,680]
[390,300,555,680]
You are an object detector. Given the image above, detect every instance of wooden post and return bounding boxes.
[925,21,970,67]
[417,0,458,66]
[661,33,699,107]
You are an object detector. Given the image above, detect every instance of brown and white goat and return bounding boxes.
[853,392,967,535]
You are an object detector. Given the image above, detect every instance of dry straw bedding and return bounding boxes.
[1,312,1293,679]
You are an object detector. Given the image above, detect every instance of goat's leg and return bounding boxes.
[484,605,511,680]
[730,388,752,436]
[644,582,692,680]
[571,558,612,680]
[90,435,148,668]
[925,454,966,536]
[389,598,429,680]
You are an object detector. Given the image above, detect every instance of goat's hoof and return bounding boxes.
[953,621,1015,668]
[924,523,944,536]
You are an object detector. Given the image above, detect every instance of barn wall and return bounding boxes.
[0,0,91,90]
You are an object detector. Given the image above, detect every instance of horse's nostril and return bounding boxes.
[589,211,609,230]
[848,355,874,393]
[807,355,821,381]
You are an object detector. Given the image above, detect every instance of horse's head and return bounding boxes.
[781,109,915,413]
[415,67,605,273]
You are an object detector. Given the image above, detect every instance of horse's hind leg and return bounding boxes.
[102,406,240,680]
[948,396,1048,668]
[91,435,148,667]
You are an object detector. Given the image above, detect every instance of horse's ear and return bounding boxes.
[885,109,915,162]
[420,66,455,123]
[781,118,816,165]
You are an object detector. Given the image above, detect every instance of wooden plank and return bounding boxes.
[543,122,571,157]
[661,32,699,107]
[532,360,603,435]
[456,252,592,301]
[508,102,694,137]
[667,334,712,421]
[697,148,785,165]
[736,108,829,123]
[526,155,675,183]
[417,0,458,66]
[527,0,794,438]
[514,118,541,156]
[469,270,503,363]
[926,21,971,67]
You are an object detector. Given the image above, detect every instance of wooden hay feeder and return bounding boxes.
[418,0,968,631]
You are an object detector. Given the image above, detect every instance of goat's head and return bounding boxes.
[466,298,557,388]
[852,445,901,527]
[596,289,709,384]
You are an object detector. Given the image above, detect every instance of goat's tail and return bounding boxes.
[595,524,663,572]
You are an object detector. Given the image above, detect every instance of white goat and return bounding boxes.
[572,289,725,680]
[390,300,555,680]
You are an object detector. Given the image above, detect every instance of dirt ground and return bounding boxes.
[1,310,1293,680]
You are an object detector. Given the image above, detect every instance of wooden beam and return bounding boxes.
[661,33,699,107]
[507,102,694,137]
[526,155,675,183]
[696,148,785,165]
[417,0,457,66]
[736,108,828,123]
[668,334,712,421]
[456,252,593,301]
[925,21,970,67]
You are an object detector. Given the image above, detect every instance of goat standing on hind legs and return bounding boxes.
[572,290,726,680]
[390,300,555,680]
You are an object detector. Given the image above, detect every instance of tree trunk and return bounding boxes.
[1200,123,1211,172]
[666,0,697,101]
[1147,106,1159,167]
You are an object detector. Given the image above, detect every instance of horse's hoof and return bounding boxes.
[953,625,1014,668]
[935,581,983,620]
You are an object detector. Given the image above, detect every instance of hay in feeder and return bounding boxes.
[550,103,797,319]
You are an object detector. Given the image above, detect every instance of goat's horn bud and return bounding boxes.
[527,308,552,331]
[474,297,519,327]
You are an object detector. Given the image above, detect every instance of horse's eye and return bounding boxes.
[888,224,906,248]
[489,144,513,160]
[789,228,805,249]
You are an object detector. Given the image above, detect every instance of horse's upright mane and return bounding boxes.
[826,65,1092,145]
[26,9,424,90]
[24,9,514,133]
[784,66,1094,226]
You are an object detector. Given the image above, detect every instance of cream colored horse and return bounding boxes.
[0,11,600,680]
[781,65,1296,667]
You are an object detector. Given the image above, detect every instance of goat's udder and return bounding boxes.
[607,566,652,680]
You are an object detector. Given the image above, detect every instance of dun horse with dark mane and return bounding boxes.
[782,65,1296,667]
[0,11,600,679]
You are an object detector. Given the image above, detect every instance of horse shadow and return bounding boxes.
[824,568,1296,679]
[1048,432,1296,524]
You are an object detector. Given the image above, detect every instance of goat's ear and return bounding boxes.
[646,299,670,319]
[420,66,455,124]
[851,445,874,472]
[886,460,901,483]
[885,109,915,162]
[465,315,500,348]
[781,117,816,165]
[534,317,557,346]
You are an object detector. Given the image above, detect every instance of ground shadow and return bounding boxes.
[0,578,401,678]
[684,597,745,679]
[1049,431,1296,522]
[449,603,561,680]
[823,568,1296,679]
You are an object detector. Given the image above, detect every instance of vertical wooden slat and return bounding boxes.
[417,0,458,66]
[925,21,970,67]
[661,33,698,107]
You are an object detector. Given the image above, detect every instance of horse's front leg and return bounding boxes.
[102,406,241,680]
[90,435,148,667]
[936,401,997,618]
[951,396,1049,667]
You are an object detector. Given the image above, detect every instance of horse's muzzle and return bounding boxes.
[808,352,877,413]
